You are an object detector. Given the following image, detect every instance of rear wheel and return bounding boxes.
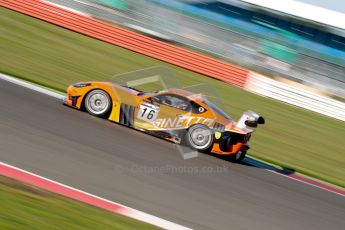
[184,124,214,152]
[84,89,112,118]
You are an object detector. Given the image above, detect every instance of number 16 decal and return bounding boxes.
[137,103,159,122]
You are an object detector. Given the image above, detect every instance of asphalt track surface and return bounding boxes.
[1,79,344,230]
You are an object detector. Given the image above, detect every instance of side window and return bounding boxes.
[155,94,191,111]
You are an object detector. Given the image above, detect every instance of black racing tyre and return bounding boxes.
[227,151,247,163]
[84,89,112,118]
[184,124,214,152]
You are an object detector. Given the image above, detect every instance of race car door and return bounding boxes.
[135,93,192,131]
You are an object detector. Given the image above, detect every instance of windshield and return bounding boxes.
[203,100,232,120]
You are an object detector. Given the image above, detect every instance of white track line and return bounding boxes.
[0,73,64,99]
[268,170,345,197]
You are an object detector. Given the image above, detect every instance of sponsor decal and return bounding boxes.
[137,102,160,122]
[198,107,205,113]
[153,116,215,129]
[215,132,221,139]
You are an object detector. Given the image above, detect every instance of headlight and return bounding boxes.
[72,82,91,88]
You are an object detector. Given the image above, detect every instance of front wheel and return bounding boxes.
[183,124,214,152]
[84,89,112,118]
[226,151,247,163]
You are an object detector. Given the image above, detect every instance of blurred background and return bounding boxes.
[1,2,345,228]
[45,0,345,99]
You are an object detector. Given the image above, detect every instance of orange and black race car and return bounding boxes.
[63,81,264,162]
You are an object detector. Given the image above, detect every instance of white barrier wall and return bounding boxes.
[245,72,345,122]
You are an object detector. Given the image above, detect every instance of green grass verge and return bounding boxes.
[0,176,158,230]
[1,8,345,188]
